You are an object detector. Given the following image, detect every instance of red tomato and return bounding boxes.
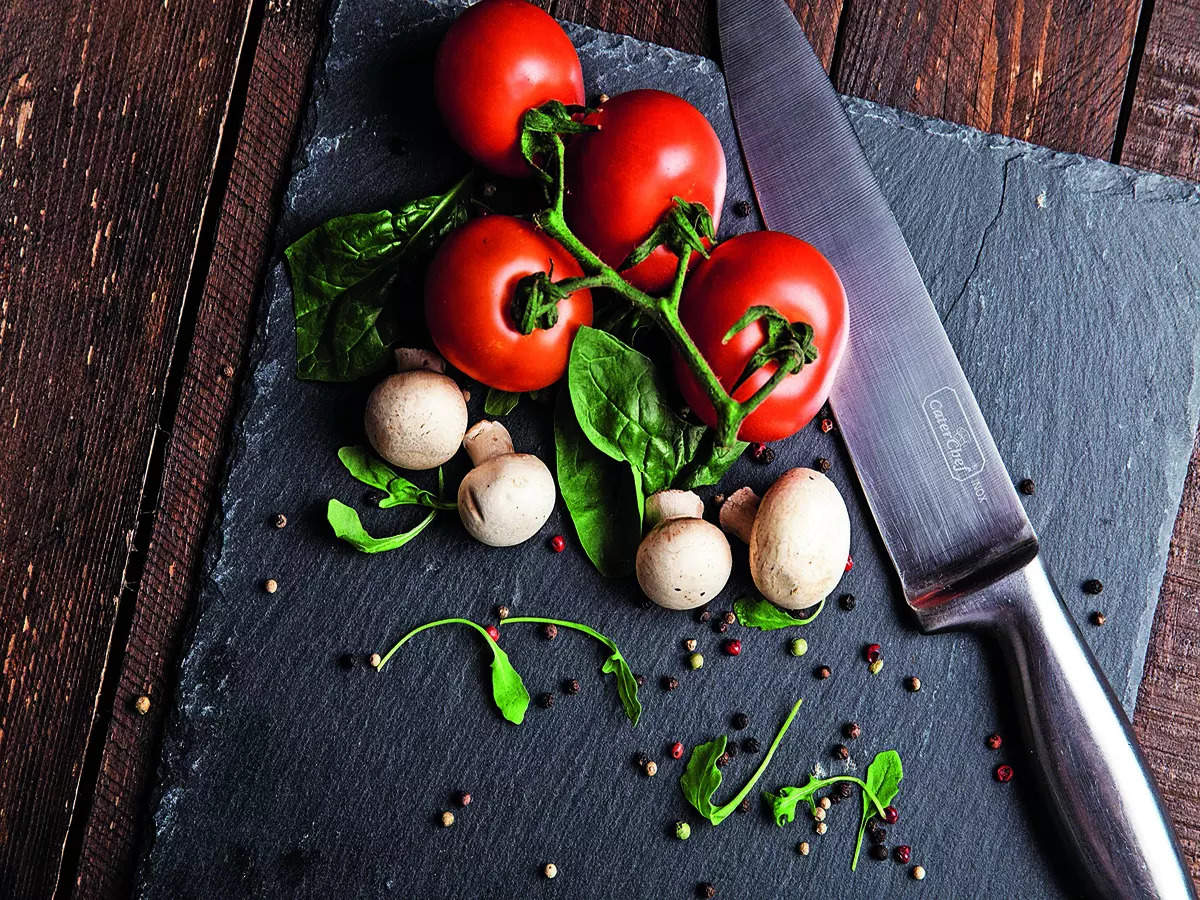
[425,216,593,392]
[673,231,848,442]
[565,90,726,294]
[434,0,584,178]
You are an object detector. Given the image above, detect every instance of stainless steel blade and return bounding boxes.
[718,0,1036,610]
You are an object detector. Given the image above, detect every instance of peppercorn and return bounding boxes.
[905,675,922,692]
[1083,578,1104,595]
[839,593,856,611]
[440,811,455,827]
[815,457,832,473]
[864,643,882,663]
[986,732,1002,750]
[894,845,912,864]
[1018,478,1036,495]
[543,863,558,879]
[263,578,278,594]
[496,604,510,620]
[818,796,831,811]
[675,821,691,840]
[741,737,761,753]
[563,678,581,695]
[815,821,828,835]
[222,363,235,378]
[725,741,739,758]
[843,721,861,739]
[722,639,742,656]
[542,623,558,640]
[713,620,728,634]
[644,760,658,777]
[338,653,356,670]
[633,752,650,769]
[731,712,749,730]
[820,418,834,434]
[485,625,500,641]
[867,822,886,844]
[912,865,926,881]
[538,692,554,709]
[480,181,497,197]
[712,493,726,507]
[869,844,889,861]
[796,841,811,856]
[1091,610,1107,626]
[697,883,716,899]
[696,608,712,624]
[716,752,731,767]
[995,764,1014,783]
[790,637,808,656]
[272,513,287,528]
[868,659,884,675]
[834,781,853,800]
[883,805,899,824]
[813,807,826,822]
[738,796,751,813]
[133,695,151,716]
[635,674,646,687]
[833,744,849,760]
[734,198,753,217]
[458,791,472,807]
[550,534,566,553]
[688,652,704,670]
[368,652,382,669]
[815,665,831,680]
[661,675,679,691]
[671,741,685,760]
[722,610,737,625]
[750,443,775,464]
[845,554,854,572]
[683,638,697,651]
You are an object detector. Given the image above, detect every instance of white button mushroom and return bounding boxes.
[635,490,732,610]
[457,420,556,547]
[719,468,850,610]
[364,348,467,470]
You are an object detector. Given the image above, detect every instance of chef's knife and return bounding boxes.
[717,0,1197,896]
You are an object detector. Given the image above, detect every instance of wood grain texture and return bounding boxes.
[68,0,326,894]
[831,0,1143,158]
[1121,0,1200,179]
[0,0,252,896]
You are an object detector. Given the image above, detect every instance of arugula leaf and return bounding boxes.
[326,499,438,553]
[554,387,644,577]
[567,327,745,494]
[853,750,903,870]
[484,388,521,416]
[500,617,642,725]
[680,698,803,825]
[733,595,826,631]
[763,774,884,827]
[285,174,471,382]
[377,617,529,724]
[336,446,455,510]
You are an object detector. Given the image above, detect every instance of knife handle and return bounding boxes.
[962,557,1196,898]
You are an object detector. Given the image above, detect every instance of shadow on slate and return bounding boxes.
[137,0,1200,897]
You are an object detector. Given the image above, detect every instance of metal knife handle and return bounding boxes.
[950,558,1196,898]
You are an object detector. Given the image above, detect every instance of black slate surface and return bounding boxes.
[138,1,1200,897]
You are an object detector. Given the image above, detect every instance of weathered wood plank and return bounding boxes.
[831,0,1142,158]
[0,0,253,895]
[67,1,328,895]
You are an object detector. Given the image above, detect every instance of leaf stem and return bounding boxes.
[715,697,803,821]
[377,617,491,670]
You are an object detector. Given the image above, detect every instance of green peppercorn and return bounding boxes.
[675,821,691,840]
[688,652,704,670]
[790,638,808,657]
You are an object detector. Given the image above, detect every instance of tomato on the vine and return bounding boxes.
[565,90,726,294]
[425,216,593,392]
[434,0,584,178]
[673,231,848,442]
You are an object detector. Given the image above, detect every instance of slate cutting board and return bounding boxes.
[137,0,1200,897]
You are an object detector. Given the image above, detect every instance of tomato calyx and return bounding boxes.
[519,101,596,185]
[511,269,606,335]
[723,306,819,394]
[619,197,714,270]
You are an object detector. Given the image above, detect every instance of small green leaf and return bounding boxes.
[484,388,521,417]
[763,773,882,829]
[853,750,904,870]
[733,595,826,631]
[326,499,437,553]
[336,446,453,509]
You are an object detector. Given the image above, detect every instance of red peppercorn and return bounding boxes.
[894,845,911,864]
[485,625,500,641]
[995,764,1014,783]
[550,535,566,553]
[845,554,854,572]
[750,442,767,460]
[864,643,882,664]
[883,805,899,824]
[671,741,685,760]
[986,732,1003,750]
[722,639,742,656]
[820,418,834,433]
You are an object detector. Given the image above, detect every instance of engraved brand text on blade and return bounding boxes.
[922,387,986,487]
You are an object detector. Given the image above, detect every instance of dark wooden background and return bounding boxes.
[1,0,1197,896]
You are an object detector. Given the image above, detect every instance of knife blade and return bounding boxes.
[718,0,1196,896]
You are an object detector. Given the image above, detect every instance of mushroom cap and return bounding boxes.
[636,517,732,610]
[457,453,556,547]
[749,467,850,610]
[364,371,468,470]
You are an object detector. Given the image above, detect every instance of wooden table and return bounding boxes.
[2,0,1198,896]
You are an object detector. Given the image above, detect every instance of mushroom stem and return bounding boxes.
[394,347,446,373]
[463,420,515,465]
[644,489,705,529]
[719,486,760,543]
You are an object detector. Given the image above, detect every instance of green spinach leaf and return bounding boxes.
[336,446,455,509]
[326,499,438,553]
[733,594,826,631]
[853,750,904,870]
[554,387,643,577]
[484,388,521,416]
[286,175,471,381]
[500,616,642,726]
[680,698,803,825]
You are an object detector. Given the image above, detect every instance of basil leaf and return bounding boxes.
[733,595,826,631]
[326,499,438,553]
[680,698,803,826]
[853,750,904,870]
[500,617,642,726]
[484,388,521,416]
[554,388,643,577]
[286,175,471,382]
[336,446,453,509]
[567,327,745,494]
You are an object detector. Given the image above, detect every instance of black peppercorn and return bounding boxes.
[869,844,889,861]
[833,744,849,760]
[733,199,753,217]
[1018,477,1036,495]
[843,721,862,740]
[1091,610,1107,626]
[716,752,731,767]
[815,665,831,680]
[834,781,853,800]
[563,678,581,695]
[633,752,650,769]
[867,821,886,844]
[481,181,497,198]
[635,674,646,687]
[725,741,739,758]
[537,692,554,709]
[731,712,749,730]
[696,608,712,624]
[697,883,717,899]
[839,593,856,611]
[661,675,680,691]
[815,457,832,473]
[741,737,761,753]
[738,796,751,813]
[713,620,728,634]
[1083,578,1104,595]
